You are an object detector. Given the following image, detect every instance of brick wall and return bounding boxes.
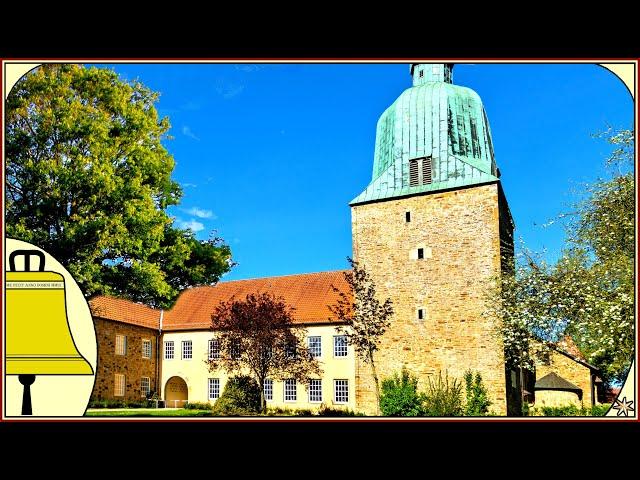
[352,183,510,415]
[91,317,159,402]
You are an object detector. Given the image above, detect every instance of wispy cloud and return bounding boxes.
[234,64,262,72]
[183,207,216,219]
[215,79,245,99]
[182,182,198,188]
[176,218,205,232]
[182,126,200,141]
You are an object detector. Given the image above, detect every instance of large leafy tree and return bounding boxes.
[6,64,232,307]
[487,128,634,385]
[209,293,321,413]
[329,258,394,414]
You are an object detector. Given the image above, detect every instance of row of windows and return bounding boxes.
[115,335,153,359]
[164,336,350,361]
[114,374,348,404]
[114,374,151,397]
[207,378,349,404]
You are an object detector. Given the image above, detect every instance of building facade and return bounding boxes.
[90,297,161,402]
[88,63,600,415]
[350,63,516,415]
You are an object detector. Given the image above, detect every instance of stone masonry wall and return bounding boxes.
[352,183,508,415]
[91,318,159,402]
[535,352,594,407]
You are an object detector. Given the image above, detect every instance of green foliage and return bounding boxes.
[422,372,464,416]
[487,128,634,384]
[316,406,364,416]
[6,64,233,308]
[211,375,262,416]
[209,293,321,413]
[529,404,611,417]
[184,401,213,410]
[86,409,213,417]
[87,398,157,408]
[463,370,491,416]
[380,367,425,416]
[329,258,394,414]
[264,406,364,416]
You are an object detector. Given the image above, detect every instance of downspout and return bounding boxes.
[157,310,164,404]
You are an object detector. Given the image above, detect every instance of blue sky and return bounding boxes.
[98,63,634,281]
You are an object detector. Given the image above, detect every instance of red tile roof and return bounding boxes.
[89,270,352,331]
[89,296,161,329]
[163,270,351,330]
[556,335,586,361]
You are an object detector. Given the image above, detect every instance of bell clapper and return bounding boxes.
[18,374,36,415]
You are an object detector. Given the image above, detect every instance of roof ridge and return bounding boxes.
[217,269,349,284]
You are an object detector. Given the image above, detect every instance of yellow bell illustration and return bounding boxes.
[6,250,94,415]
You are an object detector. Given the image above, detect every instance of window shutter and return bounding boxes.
[422,157,432,184]
[409,159,419,186]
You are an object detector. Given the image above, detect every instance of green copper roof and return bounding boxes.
[351,64,500,205]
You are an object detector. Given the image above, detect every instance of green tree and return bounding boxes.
[6,64,232,307]
[328,258,394,415]
[208,293,322,413]
[487,128,634,384]
[379,367,425,416]
[211,376,262,416]
[422,371,464,416]
[463,370,491,416]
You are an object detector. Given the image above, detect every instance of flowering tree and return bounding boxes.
[486,128,634,385]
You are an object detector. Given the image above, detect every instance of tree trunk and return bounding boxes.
[369,351,381,415]
[258,377,266,414]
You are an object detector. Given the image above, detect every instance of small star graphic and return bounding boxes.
[612,396,635,417]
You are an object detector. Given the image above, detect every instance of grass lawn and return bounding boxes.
[86,409,214,417]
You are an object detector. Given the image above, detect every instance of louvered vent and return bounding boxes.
[409,159,419,186]
[408,156,433,187]
[422,157,432,184]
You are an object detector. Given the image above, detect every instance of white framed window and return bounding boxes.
[264,379,273,401]
[208,339,220,360]
[308,336,322,358]
[334,379,349,403]
[140,376,150,397]
[308,379,322,403]
[231,340,241,360]
[285,341,297,359]
[114,373,125,397]
[284,379,297,402]
[182,340,192,360]
[333,335,348,357]
[164,341,174,360]
[142,339,152,359]
[115,334,127,356]
[209,378,220,400]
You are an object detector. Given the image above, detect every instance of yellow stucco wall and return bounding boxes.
[160,325,357,411]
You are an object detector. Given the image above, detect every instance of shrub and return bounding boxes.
[184,401,213,410]
[380,367,425,416]
[211,375,262,416]
[423,371,463,416]
[316,406,364,417]
[535,404,612,416]
[463,370,491,416]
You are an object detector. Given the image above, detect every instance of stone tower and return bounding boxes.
[351,63,517,415]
